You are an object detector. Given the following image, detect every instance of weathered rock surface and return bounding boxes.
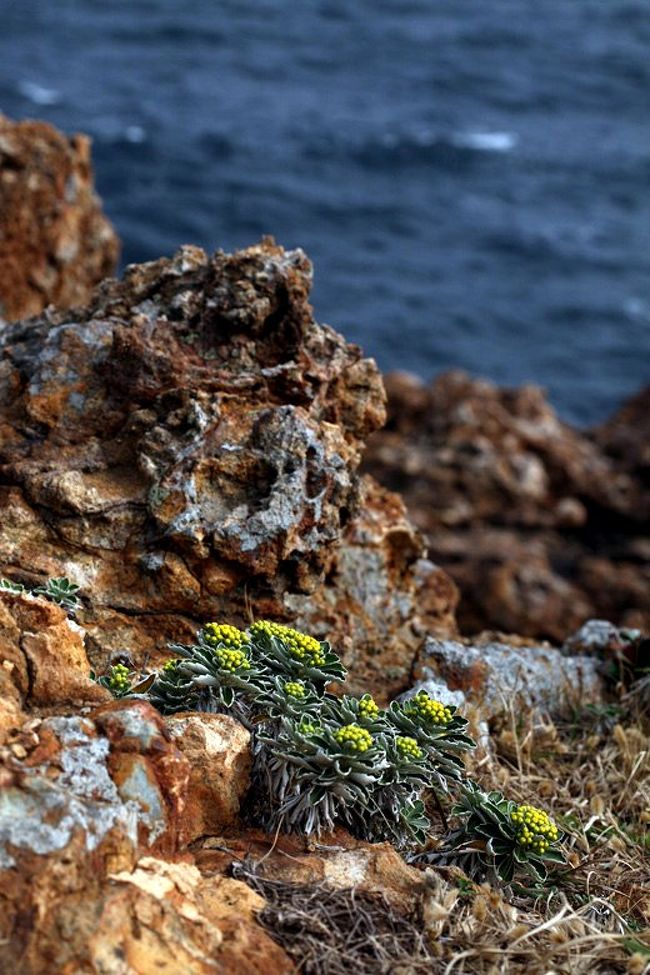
[0,590,110,742]
[364,370,650,641]
[197,827,427,916]
[289,474,459,700]
[0,114,119,322]
[0,701,187,967]
[0,239,455,700]
[410,631,604,721]
[165,712,252,843]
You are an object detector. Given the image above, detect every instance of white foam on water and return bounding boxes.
[18,80,61,106]
[453,130,518,152]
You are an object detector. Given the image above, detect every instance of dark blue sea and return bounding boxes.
[2,0,649,425]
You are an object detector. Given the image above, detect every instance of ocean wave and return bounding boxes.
[329,127,518,169]
[451,131,518,152]
[17,80,61,106]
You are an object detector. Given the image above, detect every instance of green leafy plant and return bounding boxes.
[92,663,135,699]
[1,575,81,611]
[0,578,26,595]
[92,617,566,879]
[418,780,564,884]
[386,690,476,793]
[34,576,81,611]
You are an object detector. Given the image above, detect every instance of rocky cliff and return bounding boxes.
[0,238,456,704]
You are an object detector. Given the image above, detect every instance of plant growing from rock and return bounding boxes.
[94,617,564,881]
[0,575,81,612]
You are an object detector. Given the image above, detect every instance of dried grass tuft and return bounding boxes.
[232,859,436,973]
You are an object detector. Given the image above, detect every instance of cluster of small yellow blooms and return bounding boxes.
[163,658,178,672]
[108,663,131,693]
[334,723,374,753]
[284,680,306,698]
[250,620,326,667]
[300,720,319,734]
[396,736,423,760]
[357,695,380,719]
[410,690,453,726]
[203,623,247,649]
[511,804,559,855]
[214,647,250,673]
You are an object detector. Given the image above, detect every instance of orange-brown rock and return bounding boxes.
[0,590,110,742]
[0,701,194,968]
[0,239,455,698]
[364,370,650,641]
[165,712,252,843]
[197,827,427,916]
[0,114,119,322]
[2,848,294,975]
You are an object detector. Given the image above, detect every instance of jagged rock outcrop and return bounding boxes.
[0,239,452,699]
[288,475,459,700]
[364,370,650,642]
[0,114,119,322]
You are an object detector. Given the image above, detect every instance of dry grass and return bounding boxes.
[420,684,650,974]
[236,681,649,974]
[232,859,437,973]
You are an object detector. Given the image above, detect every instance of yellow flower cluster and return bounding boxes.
[214,647,250,673]
[163,658,178,672]
[300,720,319,734]
[396,736,423,760]
[511,804,559,855]
[334,723,373,753]
[203,622,247,649]
[109,663,131,692]
[250,620,326,667]
[358,695,380,719]
[411,691,453,726]
[284,680,306,699]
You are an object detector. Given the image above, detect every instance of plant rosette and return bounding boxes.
[387,691,475,789]
[1,575,81,612]
[256,675,323,721]
[34,576,81,611]
[248,620,346,686]
[446,781,565,883]
[92,663,135,700]
[355,735,434,849]
[255,716,388,835]
[147,657,202,714]
[321,693,389,734]
[150,632,269,716]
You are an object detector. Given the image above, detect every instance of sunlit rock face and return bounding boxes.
[0,114,119,323]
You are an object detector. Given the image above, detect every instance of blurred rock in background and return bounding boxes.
[0,114,119,322]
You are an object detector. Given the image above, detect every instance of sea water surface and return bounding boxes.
[1,0,649,424]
